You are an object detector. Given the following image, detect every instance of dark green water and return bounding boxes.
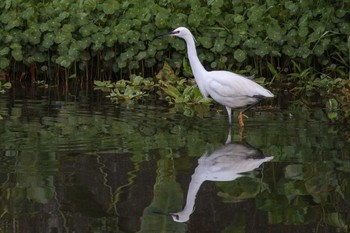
[0,87,349,233]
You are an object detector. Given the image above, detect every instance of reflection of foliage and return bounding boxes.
[217,175,271,203]
[0,151,58,222]
[216,159,350,231]
[0,81,11,94]
[211,115,350,231]
[258,162,349,230]
[0,98,220,166]
[1,97,350,231]
[15,152,58,204]
[138,158,185,233]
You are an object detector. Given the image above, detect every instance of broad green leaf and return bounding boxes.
[0,47,10,56]
[182,57,193,76]
[101,0,120,14]
[234,49,246,62]
[161,84,181,99]
[268,210,283,224]
[213,38,226,52]
[285,1,298,13]
[197,36,212,49]
[11,49,23,61]
[298,26,309,38]
[267,62,278,75]
[267,25,282,42]
[0,57,10,69]
[234,14,244,23]
[285,207,306,224]
[285,164,304,180]
[324,213,348,229]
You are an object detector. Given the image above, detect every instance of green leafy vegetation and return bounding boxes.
[94,62,211,116]
[0,0,349,121]
[94,74,154,102]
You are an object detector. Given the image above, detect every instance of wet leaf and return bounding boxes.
[182,57,192,76]
[336,160,350,173]
[0,47,10,56]
[234,14,244,23]
[285,207,306,224]
[247,5,266,23]
[11,49,23,61]
[244,38,261,49]
[101,0,120,15]
[285,1,298,13]
[22,7,35,20]
[284,181,308,200]
[136,51,147,61]
[255,44,270,57]
[326,98,338,111]
[268,210,284,224]
[298,26,308,38]
[56,56,72,68]
[285,164,304,180]
[155,10,169,29]
[161,84,181,99]
[188,13,201,27]
[324,213,348,229]
[335,9,346,18]
[0,57,10,69]
[267,25,282,42]
[58,12,70,21]
[234,49,246,62]
[213,38,226,52]
[197,36,212,49]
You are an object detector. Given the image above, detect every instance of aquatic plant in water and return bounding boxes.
[94,75,155,102]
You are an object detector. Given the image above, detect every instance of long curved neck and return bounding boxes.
[180,175,205,216]
[184,35,208,97]
[184,36,206,75]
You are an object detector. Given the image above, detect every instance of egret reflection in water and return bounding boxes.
[171,131,273,222]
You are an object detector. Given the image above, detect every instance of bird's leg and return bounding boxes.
[239,126,245,141]
[238,101,262,127]
[226,106,232,126]
[225,127,232,144]
[238,111,248,128]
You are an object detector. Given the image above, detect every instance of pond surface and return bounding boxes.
[0,86,349,233]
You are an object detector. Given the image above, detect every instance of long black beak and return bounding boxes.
[156,30,178,38]
[155,32,170,38]
[150,211,169,216]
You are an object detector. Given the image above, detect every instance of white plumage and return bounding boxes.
[168,27,274,126]
[171,140,273,222]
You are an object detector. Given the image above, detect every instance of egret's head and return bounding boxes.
[170,212,190,222]
[167,27,195,41]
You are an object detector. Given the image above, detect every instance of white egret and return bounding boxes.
[167,27,274,127]
[170,131,273,222]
